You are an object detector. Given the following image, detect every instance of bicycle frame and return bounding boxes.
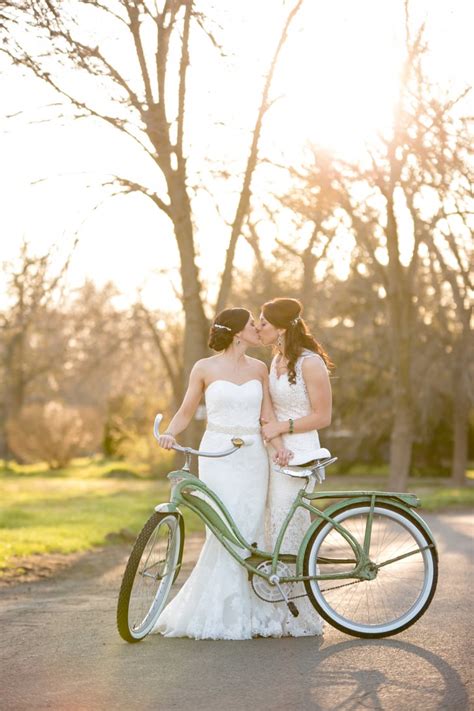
[155,467,435,586]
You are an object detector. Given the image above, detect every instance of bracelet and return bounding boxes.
[288,418,294,434]
[162,431,175,438]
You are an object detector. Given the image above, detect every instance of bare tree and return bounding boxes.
[423,216,473,484]
[214,0,305,312]
[280,14,473,489]
[271,152,342,315]
[1,0,305,442]
[0,240,77,455]
[135,300,185,411]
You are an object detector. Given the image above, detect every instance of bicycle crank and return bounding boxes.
[251,561,299,617]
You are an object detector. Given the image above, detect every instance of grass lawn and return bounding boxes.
[0,458,202,574]
[0,458,472,577]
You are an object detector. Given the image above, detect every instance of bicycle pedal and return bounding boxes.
[288,602,299,618]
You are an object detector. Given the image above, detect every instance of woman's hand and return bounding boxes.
[261,418,284,442]
[158,434,176,450]
[273,448,294,467]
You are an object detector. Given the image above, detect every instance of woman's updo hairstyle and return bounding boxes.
[262,297,334,384]
[208,307,251,352]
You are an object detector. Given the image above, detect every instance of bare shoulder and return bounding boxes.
[191,356,218,376]
[246,356,269,378]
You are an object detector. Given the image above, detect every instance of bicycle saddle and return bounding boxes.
[273,449,335,482]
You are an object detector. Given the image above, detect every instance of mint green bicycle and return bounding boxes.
[116,415,438,643]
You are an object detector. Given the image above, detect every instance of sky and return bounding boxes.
[1,0,473,313]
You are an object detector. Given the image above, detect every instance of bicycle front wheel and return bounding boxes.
[303,503,438,638]
[117,511,184,643]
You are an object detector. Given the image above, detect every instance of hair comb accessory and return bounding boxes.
[290,317,300,326]
[213,324,232,332]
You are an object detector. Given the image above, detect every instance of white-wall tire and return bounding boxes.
[303,504,438,638]
[117,512,184,642]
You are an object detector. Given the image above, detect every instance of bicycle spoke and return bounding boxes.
[305,504,437,636]
[125,515,181,637]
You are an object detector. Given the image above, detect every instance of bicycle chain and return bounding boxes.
[320,579,364,593]
[286,579,364,601]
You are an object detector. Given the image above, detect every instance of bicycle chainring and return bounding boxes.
[251,560,294,602]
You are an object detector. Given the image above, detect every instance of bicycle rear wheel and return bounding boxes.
[303,503,438,638]
[117,511,184,643]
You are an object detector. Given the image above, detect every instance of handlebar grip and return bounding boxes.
[153,413,184,452]
[153,413,247,458]
[153,414,164,441]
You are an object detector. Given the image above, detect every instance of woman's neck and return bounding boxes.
[220,345,247,364]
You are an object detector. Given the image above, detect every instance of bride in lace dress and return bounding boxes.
[152,307,291,640]
[258,297,334,637]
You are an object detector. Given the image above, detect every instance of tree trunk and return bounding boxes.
[169,176,209,447]
[387,324,414,491]
[389,395,414,491]
[451,339,470,485]
[301,252,317,312]
[5,334,25,417]
[451,388,469,485]
[385,197,415,491]
[2,334,26,460]
[387,302,415,491]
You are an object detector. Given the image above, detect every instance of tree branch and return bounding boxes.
[215,0,305,312]
[176,0,192,168]
[103,176,172,217]
[126,2,155,107]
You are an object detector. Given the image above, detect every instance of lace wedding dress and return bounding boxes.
[152,379,283,640]
[266,350,327,636]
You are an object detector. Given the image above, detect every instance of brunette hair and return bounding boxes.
[208,307,251,352]
[262,297,334,384]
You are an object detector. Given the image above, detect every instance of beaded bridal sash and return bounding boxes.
[206,422,261,435]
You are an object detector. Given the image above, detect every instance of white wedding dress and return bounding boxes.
[266,350,327,636]
[153,379,284,640]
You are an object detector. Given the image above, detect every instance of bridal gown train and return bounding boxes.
[152,378,284,640]
[266,350,327,637]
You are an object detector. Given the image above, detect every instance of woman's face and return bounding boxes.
[257,313,281,346]
[237,314,261,347]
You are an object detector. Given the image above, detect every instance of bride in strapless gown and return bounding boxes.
[152,307,292,640]
[154,378,285,639]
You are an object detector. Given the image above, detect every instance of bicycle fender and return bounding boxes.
[297,496,437,575]
[375,497,437,545]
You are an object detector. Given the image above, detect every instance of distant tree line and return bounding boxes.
[0,235,471,485]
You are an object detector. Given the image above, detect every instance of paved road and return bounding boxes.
[1,512,472,711]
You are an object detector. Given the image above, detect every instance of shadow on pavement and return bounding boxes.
[304,637,469,710]
[103,633,468,711]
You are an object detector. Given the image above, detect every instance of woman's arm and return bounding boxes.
[158,361,206,449]
[257,363,293,465]
[261,356,332,439]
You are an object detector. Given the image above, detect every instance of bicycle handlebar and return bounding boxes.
[153,414,249,459]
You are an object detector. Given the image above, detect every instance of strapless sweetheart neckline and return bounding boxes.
[205,378,261,393]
